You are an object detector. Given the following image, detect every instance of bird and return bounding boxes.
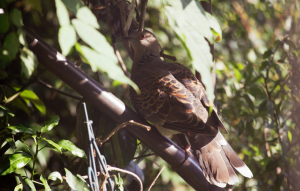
[126,29,253,187]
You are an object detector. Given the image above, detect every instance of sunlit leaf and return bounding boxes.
[55,0,70,26]
[41,116,60,133]
[288,131,292,142]
[56,140,86,158]
[58,25,76,55]
[20,47,38,79]
[48,171,63,183]
[40,173,51,191]
[6,125,35,134]
[0,152,31,175]
[43,138,62,153]
[64,168,89,191]
[24,178,36,191]
[14,88,45,115]
[14,184,22,191]
[75,43,139,93]
[76,7,99,29]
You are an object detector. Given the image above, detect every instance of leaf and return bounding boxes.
[41,116,60,133]
[0,105,14,117]
[48,171,63,183]
[40,173,51,191]
[164,1,215,102]
[75,43,139,93]
[0,11,10,34]
[0,152,32,175]
[43,138,62,153]
[64,168,89,191]
[55,0,70,26]
[61,0,84,14]
[56,140,86,158]
[16,174,32,191]
[14,184,23,191]
[258,100,268,113]
[205,12,222,42]
[263,49,273,59]
[20,47,38,79]
[24,178,36,191]
[288,131,292,142]
[0,32,20,68]
[72,19,115,59]
[6,125,35,134]
[58,25,76,55]
[10,8,23,27]
[76,7,99,29]
[6,137,16,150]
[18,28,27,46]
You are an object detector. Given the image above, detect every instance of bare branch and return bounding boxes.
[148,166,165,191]
[124,0,136,32]
[98,120,151,147]
[108,166,143,191]
[38,79,82,100]
[138,0,148,32]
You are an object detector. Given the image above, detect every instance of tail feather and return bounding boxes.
[187,131,252,187]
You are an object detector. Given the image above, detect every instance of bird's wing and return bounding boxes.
[164,62,228,133]
[130,67,218,135]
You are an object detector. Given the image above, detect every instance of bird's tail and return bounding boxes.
[187,132,253,188]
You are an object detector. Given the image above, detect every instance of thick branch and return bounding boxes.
[23,26,209,190]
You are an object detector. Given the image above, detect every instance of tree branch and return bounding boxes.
[138,0,148,32]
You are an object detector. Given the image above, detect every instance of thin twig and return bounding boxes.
[108,166,143,191]
[105,0,130,77]
[117,0,128,37]
[38,79,82,100]
[124,0,136,31]
[99,120,151,147]
[3,70,46,105]
[133,153,155,160]
[138,0,148,32]
[148,166,165,191]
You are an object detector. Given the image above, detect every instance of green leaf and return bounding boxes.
[58,25,76,55]
[76,7,99,29]
[258,100,268,113]
[16,174,32,191]
[205,12,222,42]
[43,138,62,152]
[61,0,84,14]
[0,105,14,117]
[72,19,115,59]
[288,131,292,142]
[6,125,35,134]
[55,0,70,26]
[13,88,46,115]
[40,173,51,191]
[75,43,139,93]
[24,178,36,191]
[56,140,85,158]
[18,28,27,46]
[0,32,20,68]
[41,116,60,133]
[14,184,23,191]
[64,168,89,191]
[10,8,23,27]
[20,47,38,79]
[0,11,10,34]
[0,152,31,175]
[48,171,63,183]
[263,49,273,59]
[164,2,215,102]
[6,137,16,150]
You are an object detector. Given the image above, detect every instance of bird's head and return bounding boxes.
[125,30,160,63]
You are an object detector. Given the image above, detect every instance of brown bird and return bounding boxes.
[127,29,253,187]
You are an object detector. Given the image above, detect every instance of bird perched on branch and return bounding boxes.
[127,29,253,187]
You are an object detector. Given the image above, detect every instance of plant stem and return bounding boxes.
[31,138,39,180]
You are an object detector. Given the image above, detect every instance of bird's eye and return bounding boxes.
[139,34,146,40]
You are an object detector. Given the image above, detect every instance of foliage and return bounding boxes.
[0,0,299,190]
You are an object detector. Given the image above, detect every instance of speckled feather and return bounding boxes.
[128,30,253,187]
